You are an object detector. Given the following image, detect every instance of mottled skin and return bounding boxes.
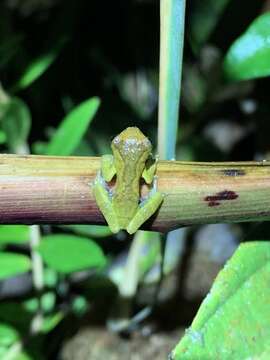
[93,127,164,234]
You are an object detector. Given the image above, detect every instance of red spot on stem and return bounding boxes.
[204,190,238,207]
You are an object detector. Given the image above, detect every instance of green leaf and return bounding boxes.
[14,352,32,360]
[44,268,58,288]
[0,349,34,360]
[0,252,31,280]
[172,242,270,359]
[45,97,100,156]
[11,39,65,92]
[41,312,64,334]
[0,348,7,358]
[0,349,32,360]
[60,225,112,238]
[24,292,56,314]
[0,130,6,144]
[18,305,63,334]
[224,12,270,80]
[41,292,56,313]
[71,295,88,316]
[189,0,231,50]
[38,234,106,274]
[0,226,30,247]
[0,97,31,152]
[0,323,19,347]
[31,141,48,155]
[0,305,48,359]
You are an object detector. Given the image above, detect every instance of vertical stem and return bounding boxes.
[158,0,186,159]
[29,225,44,291]
[157,0,187,304]
[30,226,44,334]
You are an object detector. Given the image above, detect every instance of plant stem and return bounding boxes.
[158,0,187,290]
[158,0,186,159]
[29,225,44,291]
[0,155,269,231]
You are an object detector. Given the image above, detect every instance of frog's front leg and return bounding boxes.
[142,157,157,184]
[101,154,116,181]
[126,177,164,234]
[93,155,120,233]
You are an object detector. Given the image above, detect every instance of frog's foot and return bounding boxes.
[93,178,120,233]
[126,190,164,234]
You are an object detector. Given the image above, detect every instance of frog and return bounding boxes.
[93,127,164,234]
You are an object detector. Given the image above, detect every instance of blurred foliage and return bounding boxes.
[188,0,232,51]
[0,225,30,247]
[0,0,270,359]
[38,235,106,273]
[224,12,270,80]
[44,96,100,155]
[0,253,31,280]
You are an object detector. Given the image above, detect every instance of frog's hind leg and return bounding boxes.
[93,173,120,234]
[126,190,164,234]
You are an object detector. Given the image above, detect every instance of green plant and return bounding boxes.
[0,1,270,359]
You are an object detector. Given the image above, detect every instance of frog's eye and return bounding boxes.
[143,138,151,147]
[113,136,120,145]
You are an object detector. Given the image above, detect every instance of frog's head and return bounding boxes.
[111,127,152,161]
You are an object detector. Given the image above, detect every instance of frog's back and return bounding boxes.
[111,127,152,228]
